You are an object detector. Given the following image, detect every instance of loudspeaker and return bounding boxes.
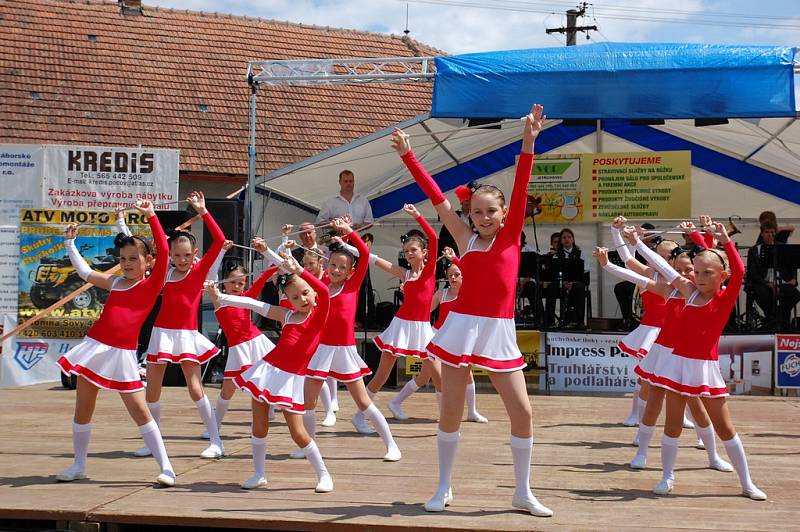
[154,209,193,233]
[203,199,243,255]
[362,340,396,388]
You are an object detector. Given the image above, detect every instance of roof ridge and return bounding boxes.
[50,0,442,52]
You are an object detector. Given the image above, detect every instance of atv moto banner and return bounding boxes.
[17,209,149,339]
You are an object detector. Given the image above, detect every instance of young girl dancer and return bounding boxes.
[626,223,762,498]
[208,250,333,492]
[137,191,225,459]
[391,104,552,516]
[289,218,401,461]
[56,201,175,486]
[609,218,694,431]
[368,204,441,421]
[203,245,277,439]
[396,247,487,422]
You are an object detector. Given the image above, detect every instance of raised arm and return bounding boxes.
[145,206,169,288]
[625,226,695,299]
[188,191,226,277]
[392,130,473,252]
[344,227,370,288]
[243,265,280,299]
[408,204,438,279]
[206,240,233,281]
[503,104,545,239]
[430,288,443,313]
[593,247,656,291]
[299,268,330,329]
[115,209,132,237]
[611,216,652,277]
[716,223,744,308]
[63,224,115,291]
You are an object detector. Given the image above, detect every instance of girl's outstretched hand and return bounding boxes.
[713,221,730,244]
[612,215,626,230]
[187,191,207,215]
[402,203,420,218]
[203,279,220,302]
[522,103,545,150]
[592,246,609,267]
[622,225,639,245]
[442,246,456,261]
[252,237,268,254]
[390,128,411,157]
[133,199,155,218]
[279,252,303,275]
[331,217,352,235]
[64,223,79,240]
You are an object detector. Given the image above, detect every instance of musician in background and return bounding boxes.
[544,228,586,328]
[747,221,800,330]
[756,210,794,245]
[315,169,373,229]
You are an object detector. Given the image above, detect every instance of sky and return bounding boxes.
[140,0,800,54]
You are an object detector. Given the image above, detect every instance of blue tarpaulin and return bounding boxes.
[432,43,797,120]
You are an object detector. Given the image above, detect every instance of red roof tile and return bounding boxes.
[0,0,439,178]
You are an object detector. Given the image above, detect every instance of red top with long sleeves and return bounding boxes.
[153,212,225,330]
[319,232,369,346]
[394,215,438,322]
[215,266,277,347]
[87,215,169,350]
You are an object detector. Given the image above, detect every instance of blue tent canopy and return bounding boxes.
[432,43,797,120]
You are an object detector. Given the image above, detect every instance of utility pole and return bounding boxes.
[545,2,597,46]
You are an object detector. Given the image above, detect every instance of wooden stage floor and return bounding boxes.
[0,383,797,531]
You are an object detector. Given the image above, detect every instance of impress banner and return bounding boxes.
[16,209,148,339]
[543,332,637,392]
[527,151,691,224]
[43,145,179,210]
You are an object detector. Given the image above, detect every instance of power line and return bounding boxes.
[401,0,800,30]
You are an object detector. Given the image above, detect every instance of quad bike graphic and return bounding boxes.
[28,244,118,311]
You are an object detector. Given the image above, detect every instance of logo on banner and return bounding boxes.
[780,353,800,378]
[13,341,49,370]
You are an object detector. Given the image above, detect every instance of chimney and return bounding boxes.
[119,0,143,16]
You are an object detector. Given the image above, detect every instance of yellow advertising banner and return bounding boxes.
[525,151,691,223]
[404,330,543,376]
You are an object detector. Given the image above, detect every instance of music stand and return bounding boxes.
[758,245,800,331]
[518,252,543,327]
[543,257,584,328]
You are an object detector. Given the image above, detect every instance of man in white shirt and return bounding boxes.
[316,169,374,229]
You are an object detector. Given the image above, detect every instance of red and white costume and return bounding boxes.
[618,272,666,359]
[57,215,169,392]
[373,215,437,359]
[401,150,534,372]
[215,266,278,379]
[234,270,330,414]
[306,232,372,382]
[637,241,742,397]
[433,287,457,332]
[145,212,224,364]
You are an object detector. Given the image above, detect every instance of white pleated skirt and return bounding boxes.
[373,317,433,359]
[57,337,143,393]
[427,311,525,373]
[224,334,276,379]
[234,359,305,414]
[305,344,372,382]
[636,343,728,397]
[145,327,219,364]
[618,324,661,359]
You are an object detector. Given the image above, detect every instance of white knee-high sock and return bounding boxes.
[723,434,755,489]
[634,423,656,460]
[139,420,173,474]
[696,424,720,462]
[367,388,375,400]
[72,422,92,470]
[628,383,640,419]
[362,403,398,451]
[251,435,267,479]
[303,410,317,440]
[215,397,230,427]
[320,381,332,414]
[326,377,338,404]
[510,435,534,498]
[301,440,329,480]
[393,379,419,405]
[147,401,161,426]
[195,395,222,447]
[435,430,460,494]
[465,382,478,415]
[637,397,648,424]
[660,434,679,482]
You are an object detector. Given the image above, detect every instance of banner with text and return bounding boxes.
[775,334,800,389]
[528,151,691,224]
[17,209,149,339]
[43,145,179,210]
[0,146,44,315]
[543,332,637,392]
[1,315,79,387]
